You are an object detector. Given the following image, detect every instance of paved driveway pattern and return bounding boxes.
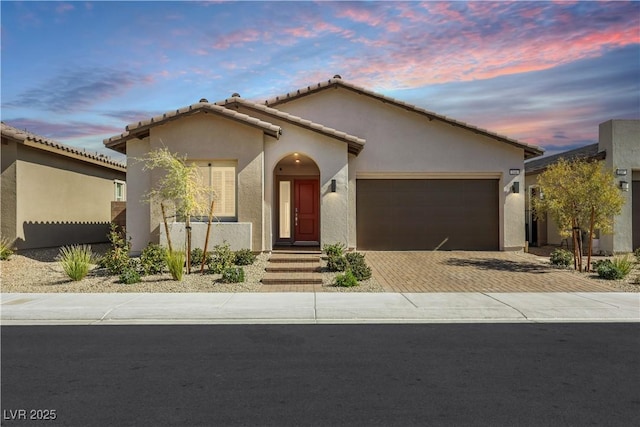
[365,251,615,293]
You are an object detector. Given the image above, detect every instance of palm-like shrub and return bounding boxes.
[58,245,93,281]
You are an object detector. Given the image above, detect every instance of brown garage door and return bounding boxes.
[633,181,640,250]
[356,179,499,250]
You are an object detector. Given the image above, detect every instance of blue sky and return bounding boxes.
[2,1,639,163]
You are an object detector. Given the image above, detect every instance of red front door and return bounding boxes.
[294,179,319,242]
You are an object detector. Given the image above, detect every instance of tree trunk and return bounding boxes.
[160,202,173,253]
[587,207,595,272]
[201,200,215,274]
[571,218,581,272]
[186,215,191,274]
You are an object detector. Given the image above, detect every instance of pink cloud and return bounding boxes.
[56,3,74,14]
[212,29,262,49]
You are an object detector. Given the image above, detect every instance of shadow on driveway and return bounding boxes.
[442,257,555,274]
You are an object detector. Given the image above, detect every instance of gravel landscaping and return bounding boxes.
[0,245,384,293]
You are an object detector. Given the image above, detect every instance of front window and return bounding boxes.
[114,180,125,201]
[195,161,237,220]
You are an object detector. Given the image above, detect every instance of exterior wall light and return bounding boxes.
[512,182,520,193]
[331,179,337,192]
[616,169,628,176]
[509,169,521,175]
[620,181,630,191]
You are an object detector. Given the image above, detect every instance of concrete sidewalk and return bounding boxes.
[1,292,638,325]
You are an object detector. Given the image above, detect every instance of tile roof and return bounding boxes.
[264,77,545,160]
[1,122,126,171]
[217,96,365,155]
[524,143,605,174]
[104,102,282,153]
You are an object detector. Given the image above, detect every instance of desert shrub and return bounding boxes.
[550,248,573,267]
[334,270,358,287]
[596,256,633,280]
[98,223,131,275]
[166,250,185,281]
[323,242,346,258]
[0,237,14,260]
[327,254,348,272]
[221,266,245,283]
[119,266,141,284]
[345,252,372,281]
[234,249,256,266]
[190,247,210,267]
[207,242,234,273]
[58,245,93,281]
[634,248,640,263]
[140,243,167,275]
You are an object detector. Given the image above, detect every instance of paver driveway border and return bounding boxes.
[364,251,618,293]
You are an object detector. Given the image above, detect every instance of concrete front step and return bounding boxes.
[261,272,323,285]
[269,254,321,263]
[266,262,321,273]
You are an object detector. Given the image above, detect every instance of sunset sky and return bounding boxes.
[2,1,639,162]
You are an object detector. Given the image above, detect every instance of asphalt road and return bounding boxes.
[2,324,639,426]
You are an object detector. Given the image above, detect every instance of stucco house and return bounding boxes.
[105,76,543,254]
[1,123,126,249]
[525,119,640,253]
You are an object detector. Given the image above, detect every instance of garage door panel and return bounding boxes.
[357,179,499,250]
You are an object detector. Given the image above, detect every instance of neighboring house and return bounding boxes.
[1,123,126,249]
[525,119,640,253]
[104,76,543,254]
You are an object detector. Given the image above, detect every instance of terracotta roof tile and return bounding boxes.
[264,77,544,159]
[1,122,126,171]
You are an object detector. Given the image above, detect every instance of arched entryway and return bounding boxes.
[274,153,320,246]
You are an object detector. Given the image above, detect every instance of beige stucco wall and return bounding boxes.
[1,138,18,245]
[599,119,640,253]
[260,118,349,250]
[127,113,266,253]
[1,141,125,249]
[126,137,152,254]
[278,89,526,250]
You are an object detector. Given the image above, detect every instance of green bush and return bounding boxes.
[190,247,210,267]
[0,237,14,260]
[166,250,185,281]
[550,248,573,267]
[234,249,256,266]
[140,243,167,275]
[98,223,131,275]
[119,266,141,284]
[345,252,372,281]
[58,245,94,281]
[596,256,633,280]
[207,242,234,273]
[327,254,348,272]
[334,270,358,287]
[221,266,245,283]
[323,242,346,258]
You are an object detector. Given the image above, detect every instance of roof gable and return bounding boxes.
[525,143,605,174]
[264,77,544,160]
[1,122,126,172]
[217,96,365,155]
[104,102,282,154]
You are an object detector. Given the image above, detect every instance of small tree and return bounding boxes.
[140,147,209,274]
[534,158,624,272]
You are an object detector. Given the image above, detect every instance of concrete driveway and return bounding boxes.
[364,251,616,293]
